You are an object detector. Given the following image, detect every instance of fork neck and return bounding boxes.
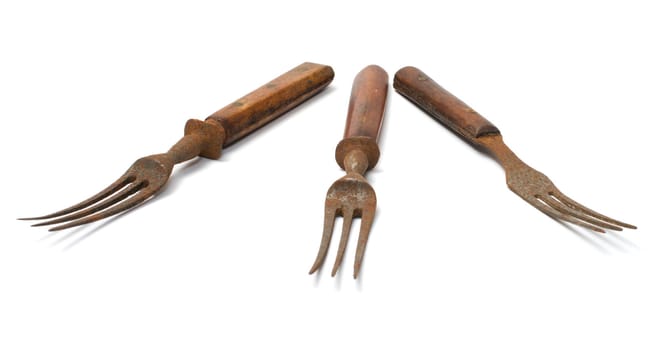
[335,136,380,176]
[476,134,525,170]
[343,149,369,175]
[166,119,227,164]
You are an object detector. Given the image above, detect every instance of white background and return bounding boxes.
[1,1,663,349]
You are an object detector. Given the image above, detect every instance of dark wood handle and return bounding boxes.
[334,65,388,171]
[393,66,500,142]
[344,65,389,141]
[206,62,334,145]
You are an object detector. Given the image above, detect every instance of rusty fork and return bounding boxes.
[394,66,636,233]
[309,65,389,278]
[21,62,334,231]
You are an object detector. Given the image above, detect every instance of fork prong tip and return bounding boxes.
[331,261,341,277]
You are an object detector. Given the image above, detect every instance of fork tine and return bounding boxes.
[353,207,375,279]
[309,205,338,275]
[331,208,354,277]
[551,190,636,229]
[539,195,624,231]
[47,184,156,231]
[19,175,133,221]
[32,181,145,228]
[529,196,607,233]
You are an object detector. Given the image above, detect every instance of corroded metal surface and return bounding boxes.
[394,66,636,233]
[310,65,388,279]
[477,134,635,232]
[22,62,335,230]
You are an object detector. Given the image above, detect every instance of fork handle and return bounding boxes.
[206,62,335,146]
[335,65,388,171]
[393,66,500,144]
[344,65,389,140]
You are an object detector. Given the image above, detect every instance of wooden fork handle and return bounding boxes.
[206,62,335,146]
[393,66,500,143]
[344,65,389,140]
[335,65,388,171]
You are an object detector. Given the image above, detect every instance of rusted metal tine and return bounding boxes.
[309,65,388,278]
[393,66,635,233]
[21,62,335,231]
